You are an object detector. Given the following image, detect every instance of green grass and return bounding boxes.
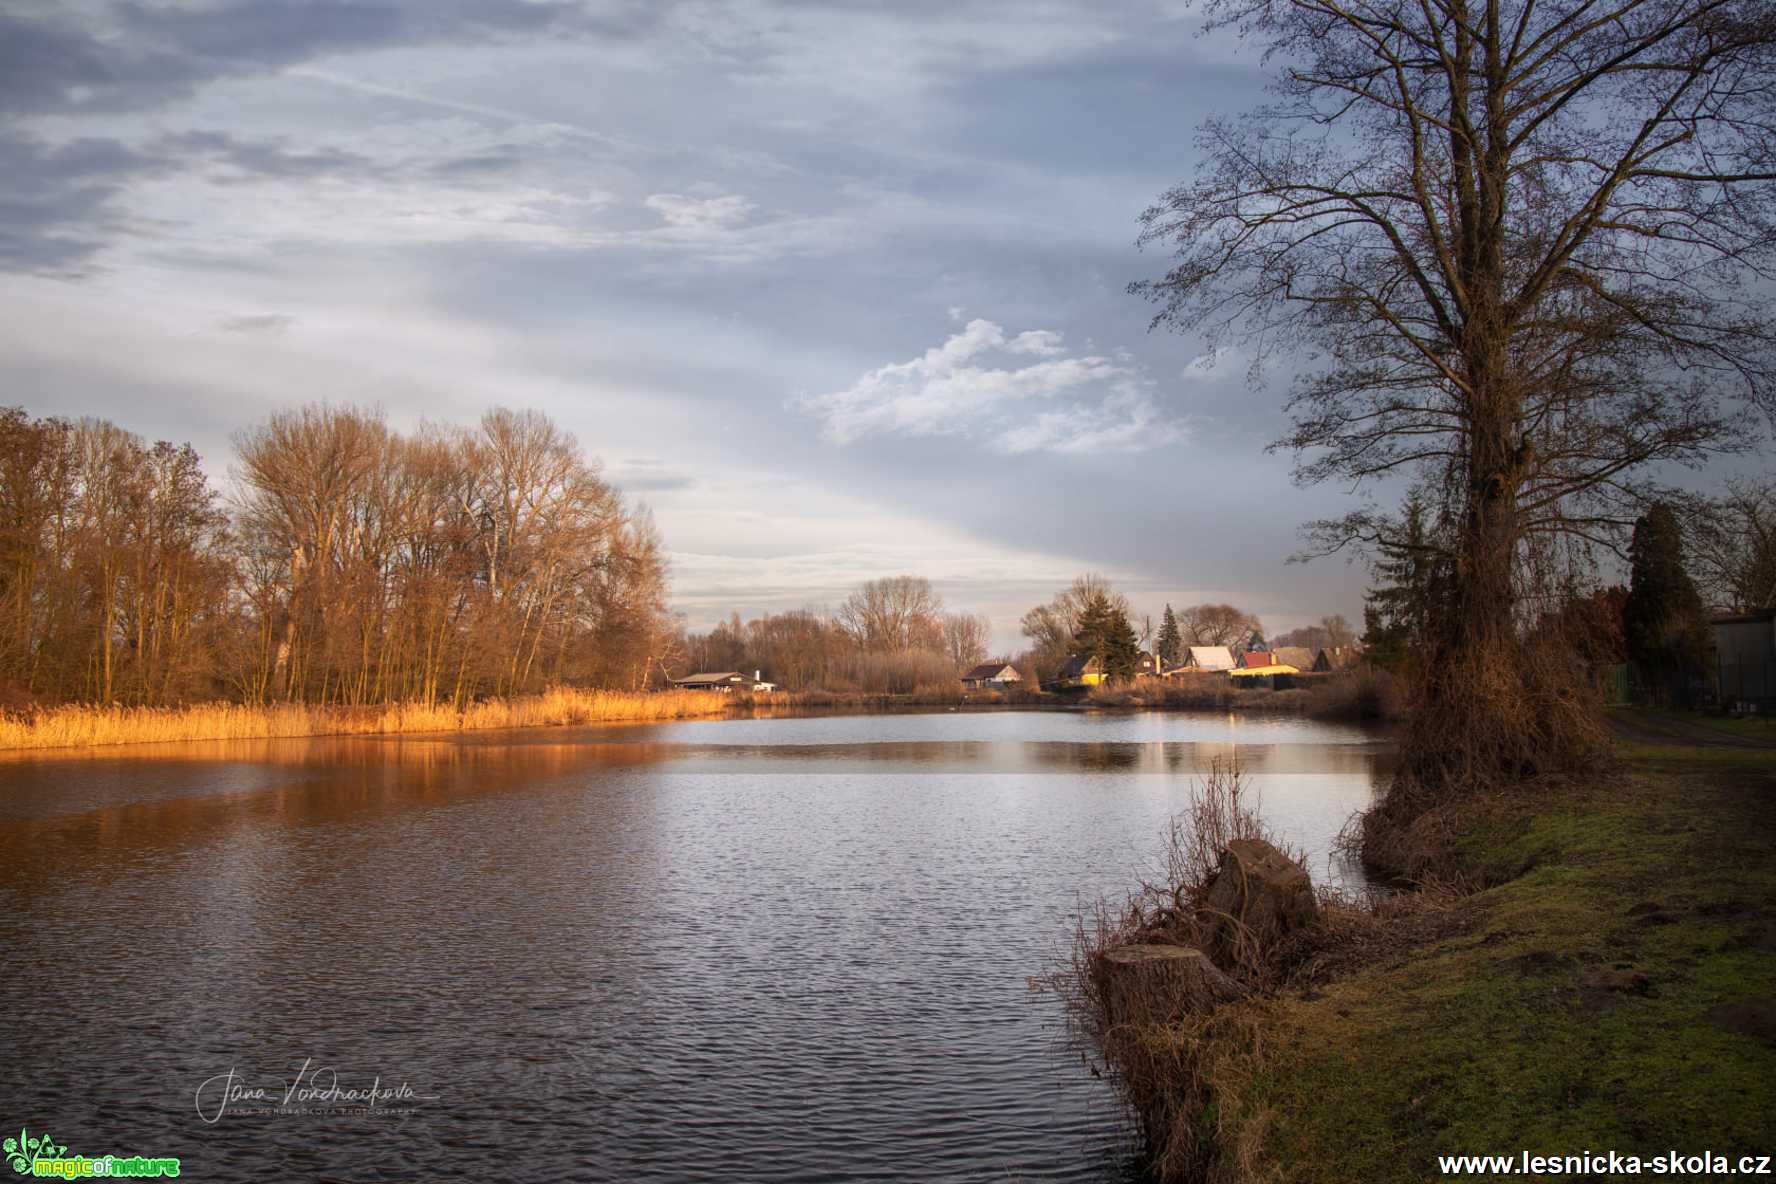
[1679,711,1776,742]
[1228,748,1776,1182]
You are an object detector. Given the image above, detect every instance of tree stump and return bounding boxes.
[1092,944,1247,1027]
[1202,838,1319,967]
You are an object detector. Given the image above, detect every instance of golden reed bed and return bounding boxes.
[0,688,734,751]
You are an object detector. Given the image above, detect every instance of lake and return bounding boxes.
[0,709,1393,1182]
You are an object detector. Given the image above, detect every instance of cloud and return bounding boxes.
[217,313,296,335]
[607,456,694,492]
[796,316,1185,453]
[645,192,755,233]
[0,0,651,116]
[0,129,168,273]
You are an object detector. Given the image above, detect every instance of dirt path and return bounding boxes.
[1608,707,1776,749]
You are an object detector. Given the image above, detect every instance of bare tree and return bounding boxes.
[1683,479,1776,610]
[1135,0,1776,790]
[1178,603,1262,647]
[839,575,946,652]
[1318,614,1356,650]
[942,611,992,670]
[1021,574,1131,679]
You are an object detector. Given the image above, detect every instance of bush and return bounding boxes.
[1034,760,1305,1180]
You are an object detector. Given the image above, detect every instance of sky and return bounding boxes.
[0,0,1387,649]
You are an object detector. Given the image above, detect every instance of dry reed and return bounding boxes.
[1034,759,1307,1181]
[0,687,734,751]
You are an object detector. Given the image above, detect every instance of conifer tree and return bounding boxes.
[1071,591,1143,680]
[1156,604,1182,669]
[1623,503,1707,704]
[1361,497,1444,670]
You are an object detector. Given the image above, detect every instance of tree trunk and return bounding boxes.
[1091,944,1247,1028]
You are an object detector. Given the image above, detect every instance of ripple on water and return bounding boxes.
[0,711,1389,1181]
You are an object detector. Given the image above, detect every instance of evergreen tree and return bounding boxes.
[1623,503,1707,703]
[1156,604,1182,669]
[1360,496,1443,669]
[1071,591,1142,680]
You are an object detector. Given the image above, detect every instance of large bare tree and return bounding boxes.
[838,575,946,653]
[1136,0,1776,789]
[1178,602,1264,647]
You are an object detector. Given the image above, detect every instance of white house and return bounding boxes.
[671,670,777,693]
[1166,646,1236,674]
[960,662,1021,689]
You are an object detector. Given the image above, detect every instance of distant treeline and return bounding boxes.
[682,572,1363,692]
[682,576,996,694]
[0,404,671,708]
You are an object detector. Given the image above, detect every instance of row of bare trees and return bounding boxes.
[0,404,671,708]
[679,576,995,693]
[0,409,232,705]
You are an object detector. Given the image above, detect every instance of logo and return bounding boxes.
[4,1131,64,1174]
[4,1128,179,1179]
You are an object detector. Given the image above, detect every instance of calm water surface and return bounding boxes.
[0,709,1393,1181]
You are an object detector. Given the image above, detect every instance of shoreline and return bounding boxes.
[1068,714,1776,1181]
[0,672,1403,753]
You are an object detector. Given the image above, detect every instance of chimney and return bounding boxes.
[755,669,762,682]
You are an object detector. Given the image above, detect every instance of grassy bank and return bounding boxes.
[1076,737,1776,1181]
[0,687,734,750]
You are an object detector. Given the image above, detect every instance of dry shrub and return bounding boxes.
[1084,676,1248,712]
[1398,632,1610,797]
[831,650,959,694]
[1298,666,1407,722]
[1082,670,1408,724]
[1359,632,1614,878]
[1274,878,1473,988]
[1034,759,1305,1181]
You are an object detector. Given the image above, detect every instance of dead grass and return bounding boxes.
[1035,759,1344,1181]
[0,687,733,751]
[1083,669,1406,723]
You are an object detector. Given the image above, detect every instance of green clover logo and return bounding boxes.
[5,1128,68,1174]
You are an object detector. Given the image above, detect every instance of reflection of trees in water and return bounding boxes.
[0,736,681,900]
[1018,741,1392,777]
[0,732,1399,906]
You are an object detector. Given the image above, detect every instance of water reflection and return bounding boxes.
[0,711,1390,1182]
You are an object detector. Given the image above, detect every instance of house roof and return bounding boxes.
[1184,645,1236,670]
[961,662,1018,680]
[1238,650,1276,668]
[1056,653,1102,678]
[1273,646,1316,669]
[673,671,752,684]
[1712,609,1776,625]
[1230,664,1300,677]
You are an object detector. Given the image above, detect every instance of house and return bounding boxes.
[960,662,1021,689]
[1136,651,1162,677]
[1312,647,1359,672]
[1273,646,1317,671]
[1238,650,1277,669]
[1053,653,1106,689]
[1166,646,1236,674]
[672,669,777,693]
[1229,662,1299,688]
[1714,609,1775,710]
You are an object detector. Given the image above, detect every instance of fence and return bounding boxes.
[1718,657,1776,712]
